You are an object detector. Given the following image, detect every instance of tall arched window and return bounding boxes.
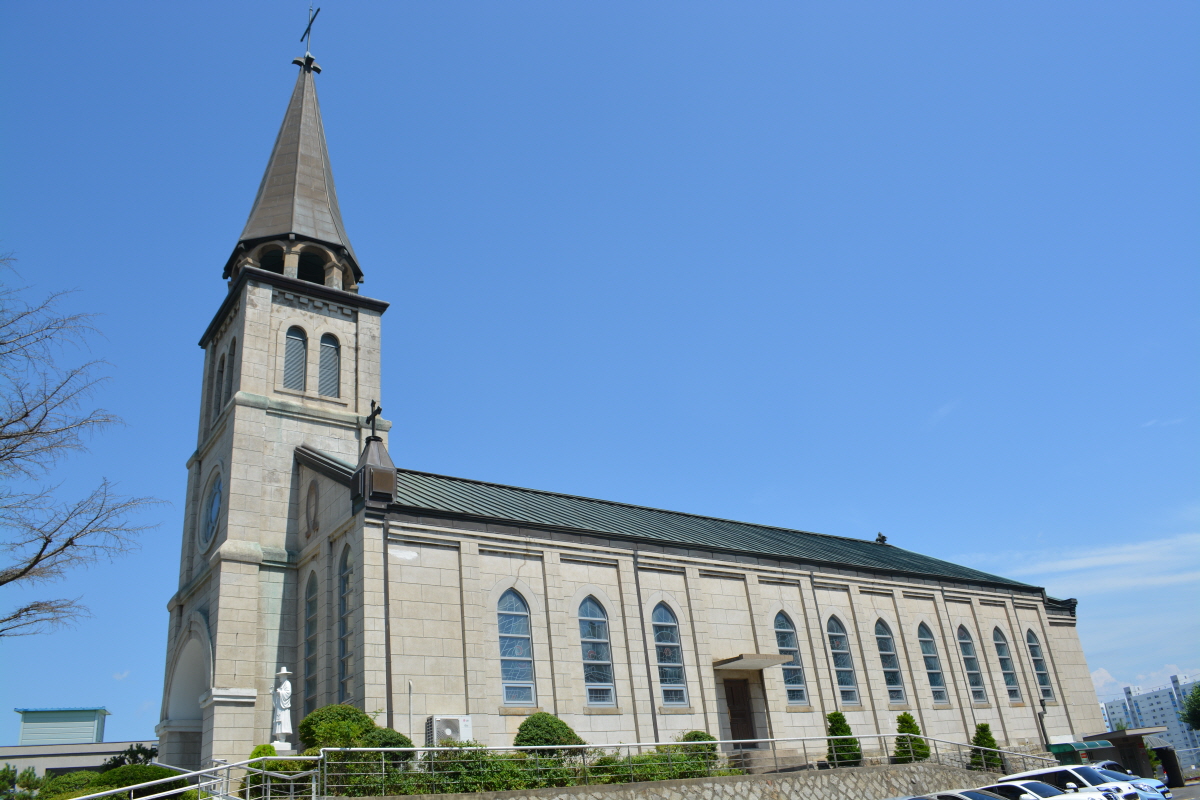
[223,338,237,405]
[774,612,807,704]
[1026,630,1054,700]
[917,623,948,703]
[212,355,226,420]
[827,617,859,704]
[284,326,307,391]
[319,334,340,397]
[578,596,614,706]
[993,628,1021,701]
[304,573,319,715]
[337,547,353,703]
[958,626,987,702]
[875,620,905,703]
[498,589,536,705]
[652,603,687,705]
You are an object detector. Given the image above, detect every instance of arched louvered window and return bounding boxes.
[774,612,807,704]
[958,626,987,702]
[223,338,236,405]
[917,623,948,703]
[993,628,1021,701]
[652,603,687,705]
[1026,630,1054,700]
[304,572,319,715]
[498,589,536,705]
[579,596,614,705]
[212,355,226,421]
[319,334,340,397]
[337,547,353,703]
[827,617,859,704]
[284,326,307,391]
[875,620,906,703]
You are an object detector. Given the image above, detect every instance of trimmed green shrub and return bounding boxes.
[361,727,414,762]
[38,771,98,800]
[969,723,1002,771]
[512,713,584,753]
[92,765,184,799]
[101,745,158,772]
[297,705,375,750]
[892,713,930,764]
[825,712,862,767]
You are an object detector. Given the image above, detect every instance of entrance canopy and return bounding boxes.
[713,654,792,670]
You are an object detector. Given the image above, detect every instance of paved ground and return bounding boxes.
[1169,784,1200,799]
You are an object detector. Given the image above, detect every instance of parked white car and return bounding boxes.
[916,791,1007,800]
[1095,767,1171,799]
[1001,765,1164,800]
[976,778,1118,799]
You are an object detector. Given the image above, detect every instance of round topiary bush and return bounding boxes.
[512,712,584,754]
[93,765,185,798]
[679,730,718,759]
[361,727,415,762]
[38,771,97,800]
[297,704,376,749]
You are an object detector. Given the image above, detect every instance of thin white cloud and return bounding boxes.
[113,670,130,681]
[1141,418,1185,428]
[959,533,1200,597]
[926,399,959,429]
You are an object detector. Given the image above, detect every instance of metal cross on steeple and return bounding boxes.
[366,400,383,440]
[300,5,321,55]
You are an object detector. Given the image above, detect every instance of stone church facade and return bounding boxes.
[156,53,1106,770]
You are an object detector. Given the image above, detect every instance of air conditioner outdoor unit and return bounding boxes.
[425,715,473,746]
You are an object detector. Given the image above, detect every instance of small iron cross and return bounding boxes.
[366,400,383,439]
[300,5,321,53]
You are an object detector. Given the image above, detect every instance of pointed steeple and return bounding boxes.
[225,55,361,283]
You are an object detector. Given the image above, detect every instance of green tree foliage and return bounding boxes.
[361,727,415,764]
[37,771,97,800]
[92,765,184,799]
[101,745,158,772]
[512,713,585,754]
[1181,683,1200,731]
[892,713,930,763]
[968,723,1002,771]
[298,705,375,750]
[825,712,862,767]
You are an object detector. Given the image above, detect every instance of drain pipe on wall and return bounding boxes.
[408,680,414,744]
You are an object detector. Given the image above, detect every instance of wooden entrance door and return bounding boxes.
[723,679,756,742]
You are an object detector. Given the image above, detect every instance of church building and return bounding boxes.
[156,51,1106,770]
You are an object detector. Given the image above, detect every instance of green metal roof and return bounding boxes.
[1049,741,1112,752]
[391,468,1033,590]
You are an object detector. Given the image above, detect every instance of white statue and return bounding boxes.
[272,667,293,746]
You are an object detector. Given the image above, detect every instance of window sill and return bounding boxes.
[888,704,912,711]
[499,706,541,716]
[972,703,992,709]
[785,705,813,713]
[584,707,622,715]
[658,706,695,715]
[1009,702,1026,708]
[274,386,349,407]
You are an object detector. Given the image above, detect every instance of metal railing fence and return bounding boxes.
[59,733,1054,800]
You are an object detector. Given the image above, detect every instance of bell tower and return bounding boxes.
[157,50,389,768]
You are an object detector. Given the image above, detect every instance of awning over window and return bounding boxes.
[712,654,793,670]
[1049,741,1112,754]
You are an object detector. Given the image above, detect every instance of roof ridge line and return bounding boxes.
[395,466,877,548]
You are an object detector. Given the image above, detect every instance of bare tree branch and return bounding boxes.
[0,255,162,636]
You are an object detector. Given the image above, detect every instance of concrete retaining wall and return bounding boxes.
[351,761,991,800]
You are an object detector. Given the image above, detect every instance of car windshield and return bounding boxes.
[1097,768,1138,782]
[1013,782,1066,798]
[1070,767,1112,786]
[961,792,1004,800]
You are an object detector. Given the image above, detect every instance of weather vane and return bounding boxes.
[301,4,321,55]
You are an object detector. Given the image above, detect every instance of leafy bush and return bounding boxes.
[825,712,862,767]
[892,713,930,764]
[968,723,1001,771]
[512,713,584,753]
[37,771,97,800]
[298,705,375,750]
[92,765,184,799]
[361,727,414,763]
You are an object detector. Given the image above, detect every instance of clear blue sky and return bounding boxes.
[2,1,1197,744]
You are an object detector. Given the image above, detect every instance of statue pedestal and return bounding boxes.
[271,741,295,755]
